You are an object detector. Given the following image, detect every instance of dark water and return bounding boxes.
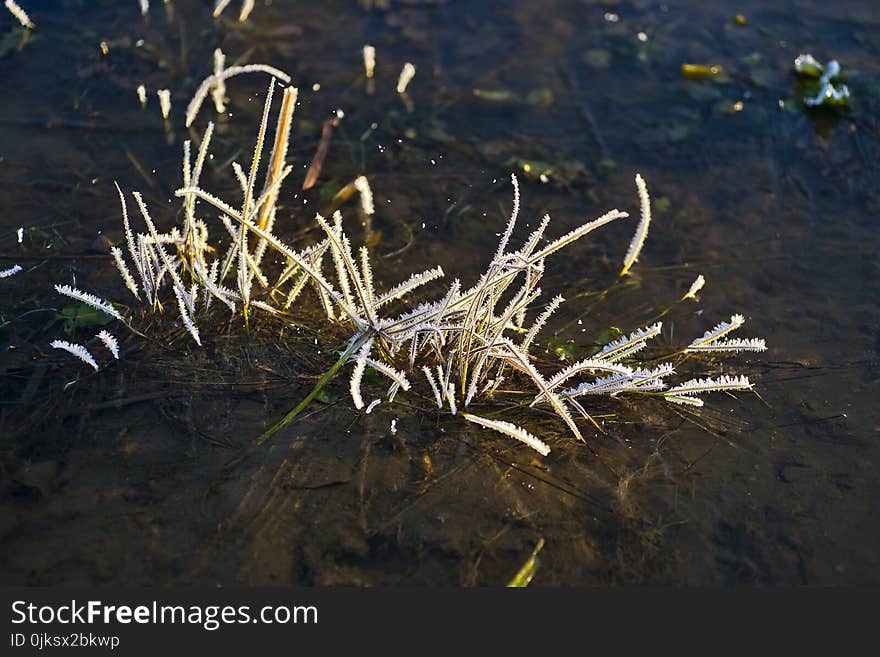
[1,0,878,585]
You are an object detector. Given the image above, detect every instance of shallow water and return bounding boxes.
[1,0,878,585]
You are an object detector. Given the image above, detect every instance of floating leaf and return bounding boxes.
[804,84,850,108]
[793,55,851,110]
[793,54,825,78]
[681,63,731,83]
[503,157,554,181]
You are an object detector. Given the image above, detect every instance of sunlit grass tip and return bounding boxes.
[1,264,22,279]
[96,330,120,359]
[50,340,99,371]
[6,0,35,28]
[620,173,651,276]
[463,413,551,456]
[54,284,122,320]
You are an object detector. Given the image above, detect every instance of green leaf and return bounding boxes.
[60,302,114,335]
[507,538,545,587]
[545,336,577,360]
[595,326,623,347]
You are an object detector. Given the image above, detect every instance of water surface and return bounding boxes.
[1,0,878,585]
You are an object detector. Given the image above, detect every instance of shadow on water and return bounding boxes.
[0,0,878,585]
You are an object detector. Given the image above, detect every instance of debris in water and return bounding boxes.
[157,89,171,120]
[397,62,415,94]
[794,54,851,109]
[363,45,376,79]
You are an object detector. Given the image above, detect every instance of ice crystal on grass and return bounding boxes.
[620,173,651,276]
[54,284,122,320]
[662,375,752,407]
[50,340,99,371]
[185,63,290,127]
[687,314,745,349]
[213,0,256,22]
[687,338,767,353]
[594,322,662,362]
[96,330,120,359]
[423,366,443,408]
[95,83,765,456]
[684,314,765,354]
[5,0,34,29]
[354,176,375,216]
[463,413,551,456]
[110,247,139,300]
[683,274,705,300]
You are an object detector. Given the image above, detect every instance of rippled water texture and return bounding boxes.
[1,0,878,585]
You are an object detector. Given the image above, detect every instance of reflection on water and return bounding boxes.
[0,0,878,585]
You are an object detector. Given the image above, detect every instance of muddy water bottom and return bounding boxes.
[1,0,879,584]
